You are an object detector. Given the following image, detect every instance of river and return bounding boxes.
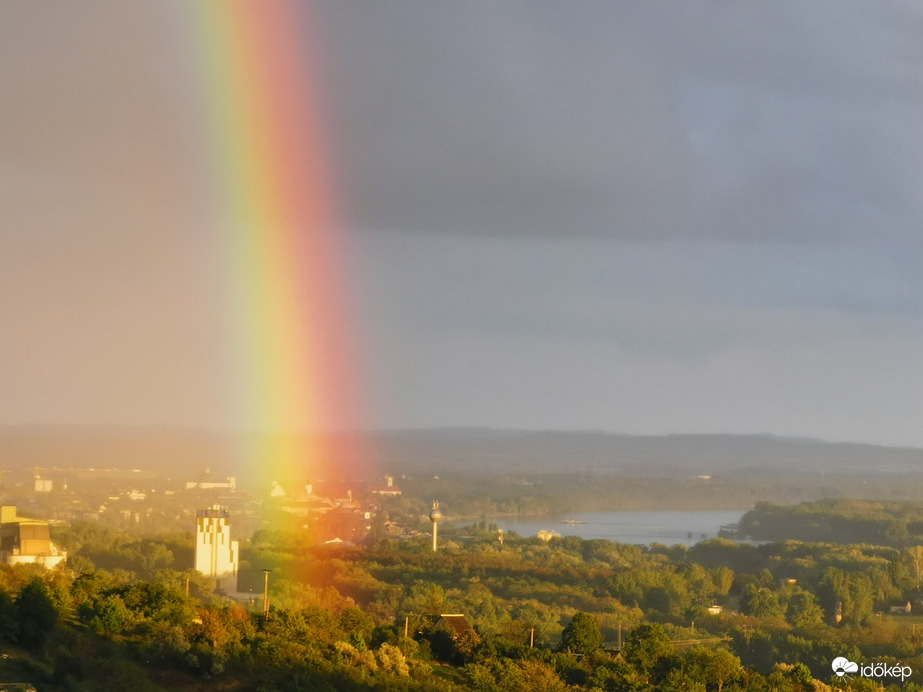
[490,510,746,546]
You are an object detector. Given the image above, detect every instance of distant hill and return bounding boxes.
[1,426,921,481]
[368,428,923,477]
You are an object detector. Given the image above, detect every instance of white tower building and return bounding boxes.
[195,505,239,592]
[429,500,442,552]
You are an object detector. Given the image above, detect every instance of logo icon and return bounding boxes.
[832,657,859,677]
[831,657,912,681]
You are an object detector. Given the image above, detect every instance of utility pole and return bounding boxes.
[263,569,271,620]
[530,628,534,648]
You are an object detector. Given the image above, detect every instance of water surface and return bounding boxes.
[491,510,746,546]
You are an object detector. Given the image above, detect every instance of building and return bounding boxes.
[195,505,239,592]
[370,475,402,496]
[890,601,912,614]
[434,614,474,638]
[0,506,66,569]
[185,468,236,491]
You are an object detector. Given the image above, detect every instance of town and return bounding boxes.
[0,463,427,545]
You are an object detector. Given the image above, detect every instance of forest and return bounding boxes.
[2,505,923,690]
[738,500,923,547]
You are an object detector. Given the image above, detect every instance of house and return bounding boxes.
[706,604,724,615]
[890,601,912,614]
[185,468,236,491]
[434,614,475,638]
[369,475,402,496]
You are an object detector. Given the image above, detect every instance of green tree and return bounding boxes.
[0,590,18,643]
[686,647,742,692]
[640,586,672,616]
[786,589,824,629]
[742,583,784,619]
[467,659,567,692]
[454,628,482,662]
[608,571,643,607]
[123,582,193,625]
[559,611,603,655]
[337,605,375,646]
[140,542,174,573]
[89,596,135,636]
[711,566,735,597]
[16,578,58,648]
[519,660,568,691]
[661,668,707,691]
[845,574,875,625]
[621,623,673,684]
[790,662,813,686]
[677,563,711,608]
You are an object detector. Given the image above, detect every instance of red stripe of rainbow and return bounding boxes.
[190,1,364,482]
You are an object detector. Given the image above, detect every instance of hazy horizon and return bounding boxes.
[2,423,921,453]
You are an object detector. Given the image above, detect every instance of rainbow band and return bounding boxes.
[191,1,362,477]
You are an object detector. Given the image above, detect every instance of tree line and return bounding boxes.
[2,515,923,688]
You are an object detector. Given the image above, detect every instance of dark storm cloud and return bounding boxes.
[316,1,923,240]
[315,1,694,237]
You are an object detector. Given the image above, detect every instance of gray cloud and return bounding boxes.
[317,1,695,237]
[317,1,923,240]
[353,233,923,359]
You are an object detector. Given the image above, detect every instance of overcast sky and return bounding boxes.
[3,1,923,446]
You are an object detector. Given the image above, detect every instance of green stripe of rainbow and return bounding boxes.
[190,1,364,481]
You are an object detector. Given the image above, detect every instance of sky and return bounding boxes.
[2,1,923,446]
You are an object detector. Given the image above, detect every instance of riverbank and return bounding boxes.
[488,510,748,547]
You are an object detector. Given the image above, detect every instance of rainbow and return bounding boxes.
[188,1,364,484]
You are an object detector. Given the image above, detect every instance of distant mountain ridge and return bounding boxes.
[371,428,923,476]
[1,426,922,480]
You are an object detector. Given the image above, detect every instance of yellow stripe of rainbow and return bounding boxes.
[190,1,365,483]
